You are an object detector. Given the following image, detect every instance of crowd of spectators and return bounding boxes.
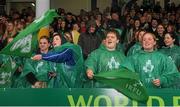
[0,1,180,88]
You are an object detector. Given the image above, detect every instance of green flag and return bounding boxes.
[0,9,59,57]
[94,68,149,102]
[0,54,18,88]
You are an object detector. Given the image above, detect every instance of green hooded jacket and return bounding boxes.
[21,58,52,88]
[159,45,180,71]
[122,50,180,88]
[85,44,126,88]
[48,42,85,88]
[127,42,142,56]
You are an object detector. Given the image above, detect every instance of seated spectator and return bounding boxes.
[32,33,84,88]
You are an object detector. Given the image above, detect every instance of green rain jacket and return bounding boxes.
[85,44,126,88]
[48,42,85,88]
[11,56,26,88]
[122,50,180,88]
[21,58,52,88]
[159,45,180,71]
[127,42,142,56]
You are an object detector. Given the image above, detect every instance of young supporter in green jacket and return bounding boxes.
[159,32,180,88]
[21,36,53,88]
[32,33,85,88]
[159,32,180,71]
[85,29,126,87]
[122,32,180,88]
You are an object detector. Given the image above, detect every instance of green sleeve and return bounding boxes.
[22,59,35,77]
[159,56,180,88]
[85,50,98,73]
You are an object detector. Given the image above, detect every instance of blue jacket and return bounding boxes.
[42,48,75,66]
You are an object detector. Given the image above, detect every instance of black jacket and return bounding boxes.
[78,32,102,59]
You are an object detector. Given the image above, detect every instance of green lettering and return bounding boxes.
[94,95,112,107]
[114,96,128,106]
[173,96,180,106]
[67,95,93,106]
[147,96,165,106]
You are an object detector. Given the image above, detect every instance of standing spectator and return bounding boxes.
[25,15,34,26]
[107,12,123,29]
[3,20,17,46]
[57,20,67,35]
[79,21,86,33]
[22,36,52,88]
[128,19,141,44]
[155,23,166,49]
[78,20,102,59]
[32,33,84,88]
[56,20,68,44]
[146,18,159,34]
[16,19,26,33]
[65,12,76,31]
[159,32,180,71]
[140,16,149,29]
[71,23,80,44]
[122,32,179,88]
[64,31,73,43]
[169,14,176,24]
[85,29,126,87]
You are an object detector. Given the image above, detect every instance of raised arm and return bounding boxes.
[32,48,76,66]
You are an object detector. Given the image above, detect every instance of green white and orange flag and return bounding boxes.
[94,68,149,102]
[0,9,59,57]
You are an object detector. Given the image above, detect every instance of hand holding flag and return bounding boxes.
[94,68,149,102]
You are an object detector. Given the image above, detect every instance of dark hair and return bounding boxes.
[135,29,146,41]
[164,32,179,46]
[64,31,73,43]
[106,28,120,40]
[37,36,50,54]
[39,36,50,43]
[167,23,175,32]
[53,32,62,39]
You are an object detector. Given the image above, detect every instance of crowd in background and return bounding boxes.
[0,1,180,88]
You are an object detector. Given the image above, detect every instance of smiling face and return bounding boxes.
[52,35,62,47]
[142,33,156,52]
[157,24,165,35]
[164,33,175,47]
[105,31,119,51]
[39,37,50,53]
